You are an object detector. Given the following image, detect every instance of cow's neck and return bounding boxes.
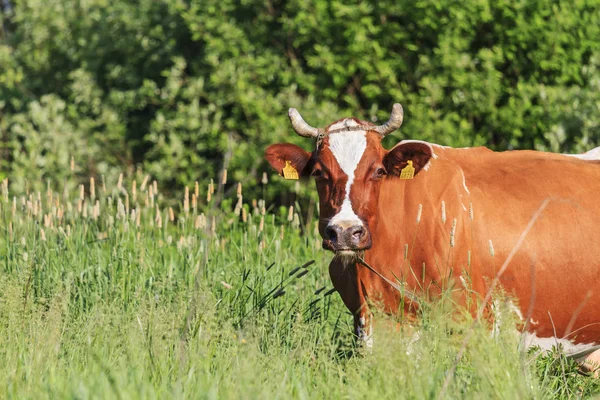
[366,148,473,296]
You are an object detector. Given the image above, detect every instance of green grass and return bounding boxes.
[0,176,598,399]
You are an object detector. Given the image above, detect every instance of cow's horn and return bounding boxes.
[374,103,404,137]
[288,108,320,139]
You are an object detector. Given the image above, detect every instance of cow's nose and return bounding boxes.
[325,224,369,250]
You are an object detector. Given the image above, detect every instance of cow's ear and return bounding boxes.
[265,143,313,178]
[383,141,433,177]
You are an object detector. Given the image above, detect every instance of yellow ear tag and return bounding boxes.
[282,161,299,180]
[400,160,415,180]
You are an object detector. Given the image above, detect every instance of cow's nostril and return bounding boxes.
[326,226,339,242]
[351,226,365,240]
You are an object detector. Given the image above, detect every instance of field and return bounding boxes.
[0,172,599,399]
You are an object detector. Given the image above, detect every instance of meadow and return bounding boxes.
[0,170,598,399]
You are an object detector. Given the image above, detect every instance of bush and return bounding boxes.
[1,0,599,200]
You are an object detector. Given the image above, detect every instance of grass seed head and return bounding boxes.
[140,175,149,191]
[234,196,243,216]
[184,187,190,214]
[93,200,100,220]
[222,169,228,185]
[90,178,95,199]
[416,204,422,224]
[441,201,446,224]
[117,198,125,219]
[194,215,202,230]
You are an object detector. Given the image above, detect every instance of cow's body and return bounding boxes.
[334,142,600,344]
[266,105,600,368]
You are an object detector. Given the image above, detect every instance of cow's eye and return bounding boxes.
[311,168,323,178]
[375,168,387,178]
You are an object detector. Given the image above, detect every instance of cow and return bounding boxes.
[264,103,600,371]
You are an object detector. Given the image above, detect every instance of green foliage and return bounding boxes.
[1,0,600,198]
[531,345,600,398]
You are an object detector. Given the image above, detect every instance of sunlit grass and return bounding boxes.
[0,173,598,399]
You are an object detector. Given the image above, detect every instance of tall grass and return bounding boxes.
[0,173,597,399]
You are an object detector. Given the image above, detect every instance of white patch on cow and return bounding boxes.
[459,169,471,194]
[327,124,367,229]
[492,303,599,359]
[357,316,373,348]
[529,319,539,326]
[564,146,600,161]
[522,332,598,356]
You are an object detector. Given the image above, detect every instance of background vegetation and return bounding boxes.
[2,1,600,397]
[1,0,600,199]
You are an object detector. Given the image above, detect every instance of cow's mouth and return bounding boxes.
[322,239,371,257]
[334,250,360,262]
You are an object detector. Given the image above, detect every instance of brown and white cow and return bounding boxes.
[265,104,600,367]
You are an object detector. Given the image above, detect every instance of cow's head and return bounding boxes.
[265,104,432,258]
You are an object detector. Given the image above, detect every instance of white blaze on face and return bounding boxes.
[326,119,367,229]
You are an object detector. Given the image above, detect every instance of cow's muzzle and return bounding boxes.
[323,224,372,253]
